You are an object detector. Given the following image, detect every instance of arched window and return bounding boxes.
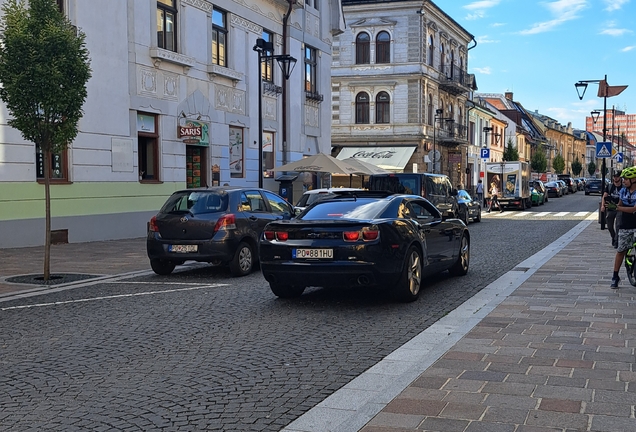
[376,31,390,64]
[375,91,390,123]
[427,94,433,125]
[355,92,370,124]
[440,43,445,73]
[355,33,370,64]
[428,35,434,66]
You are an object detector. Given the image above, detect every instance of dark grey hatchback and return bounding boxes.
[147,187,295,276]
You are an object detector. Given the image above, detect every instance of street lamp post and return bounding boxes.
[253,38,297,189]
[575,75,628,229]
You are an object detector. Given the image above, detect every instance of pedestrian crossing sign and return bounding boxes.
[596,142,612,158]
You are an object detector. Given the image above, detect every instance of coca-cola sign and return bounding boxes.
[351,150,396,159]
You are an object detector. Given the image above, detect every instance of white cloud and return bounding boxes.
[600,28,632,36]
[491,22,506,27]
[473,67,492,74]
[622,45,636,51]
[465,12,485,20]
[519,0,588,35]
[463,0,501,10]
[476,35,498,44]
[603,0,630,11]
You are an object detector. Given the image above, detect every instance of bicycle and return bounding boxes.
[625,238,636,287]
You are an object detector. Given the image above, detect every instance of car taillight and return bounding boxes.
[149,216,159,232]
[213,214,236,233]
[362,228,379,241]
[343,231,360,242]
[264,231,288,241]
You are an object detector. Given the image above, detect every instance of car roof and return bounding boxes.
[301,187,363,195]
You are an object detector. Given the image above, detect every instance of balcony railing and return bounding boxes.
[305,90,324,103]
[437,123,468,145]
[439,65,471,96]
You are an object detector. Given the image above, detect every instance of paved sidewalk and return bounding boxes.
[0,238,149,296]
[284,216,636,432]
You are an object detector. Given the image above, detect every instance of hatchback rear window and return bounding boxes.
[160,192,228,215]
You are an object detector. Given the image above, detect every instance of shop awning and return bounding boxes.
[335,146,417,171]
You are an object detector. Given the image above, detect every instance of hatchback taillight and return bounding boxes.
[362,229,379,241]
[149,216,159,232]
[213,214,236,233]
[343,231,360,242]
[343,228,379,242]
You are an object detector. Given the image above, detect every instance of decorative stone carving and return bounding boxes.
[180,0,213,13]
[304,104,319,127]
[215,84,245,115]
[163,72,178,101]
[139,67,157,96]
[149,48,196,70]
[264,97,277,120]
[207,64,243,82]
[231,14,262,34]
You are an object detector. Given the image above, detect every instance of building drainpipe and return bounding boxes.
[281,0,294,165]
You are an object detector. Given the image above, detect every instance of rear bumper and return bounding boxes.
[146,232,237,263]
[260,261,400,289]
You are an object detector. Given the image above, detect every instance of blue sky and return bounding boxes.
[437,0,635,130]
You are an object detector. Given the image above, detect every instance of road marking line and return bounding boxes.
[0,284,228,311]
[514,212,527,217]
[575,211,589,217]
[554,212,569,217]
[533,212,551,217]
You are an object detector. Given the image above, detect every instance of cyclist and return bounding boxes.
[603,172,623,248]
[610,166,636,288]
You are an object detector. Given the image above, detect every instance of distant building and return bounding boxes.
[330,0,476,189]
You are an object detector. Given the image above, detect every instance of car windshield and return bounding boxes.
[160,191,228,215]
[300,199,388,220]
[296,192,336,207]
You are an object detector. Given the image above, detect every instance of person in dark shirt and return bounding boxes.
[603,172,623,248]
[610,167,636,288]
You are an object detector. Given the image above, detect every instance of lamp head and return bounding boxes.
[275,54,297,80]
[435,108,444,115]
[574,81,588,100]
[591,110,601,125]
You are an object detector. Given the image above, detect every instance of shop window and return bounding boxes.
[157,0,177,52]
[376,31,390,64]
[229,126,244,178]
[355,92,370,124]
[263,131,274,178]
[36,145,68,182]
[212,7,227,67]
[375,91,390,124]
[355,32,370,64]
[186,146,207,188]
[137,113,160,182]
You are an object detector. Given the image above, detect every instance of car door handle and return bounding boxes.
[249,216,258,221]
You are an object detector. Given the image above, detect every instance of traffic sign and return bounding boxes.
[480,148,490,159]
[596,142,612,158]
[615,152,623,163]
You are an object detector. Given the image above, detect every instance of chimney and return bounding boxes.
[505,92,513,101]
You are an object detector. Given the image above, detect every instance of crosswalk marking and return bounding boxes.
[483,211,593,218]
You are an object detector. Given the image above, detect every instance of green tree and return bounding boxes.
[531,144,548,173]
[571,157,583,177]
[587,161,596,177]
[552,153,565,174]
[0,0,91,280]
[503,138,519,161]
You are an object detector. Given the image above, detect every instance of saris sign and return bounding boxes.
[178,119,209,146]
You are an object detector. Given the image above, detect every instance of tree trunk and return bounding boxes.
[44,149,51,281]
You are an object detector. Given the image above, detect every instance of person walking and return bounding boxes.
[487,182,503,213]
[476,179,484,207]
[610,167,636,288]
[603,172,623,248]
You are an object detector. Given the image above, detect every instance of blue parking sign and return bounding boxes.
[480,148,490,159]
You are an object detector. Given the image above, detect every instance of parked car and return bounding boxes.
[368,173,460,219]
[530,186,545,206]
[530,180,548,204]
[556,180,569,195]
[259,191,470,302]
[557,175,577,193]
[457,189,481,223]
[147,187,295,276]
[584,179,605,195]
[294,187,363,212]
[544,181,563,198]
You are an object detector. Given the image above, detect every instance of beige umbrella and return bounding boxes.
[341,158,390,175]
[274,153,360,175]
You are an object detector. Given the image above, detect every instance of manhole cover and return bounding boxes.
[5,274,100,286]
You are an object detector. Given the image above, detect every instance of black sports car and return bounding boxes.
[259,191,470,302]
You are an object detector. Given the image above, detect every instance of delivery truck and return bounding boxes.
[485,161,531,210]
